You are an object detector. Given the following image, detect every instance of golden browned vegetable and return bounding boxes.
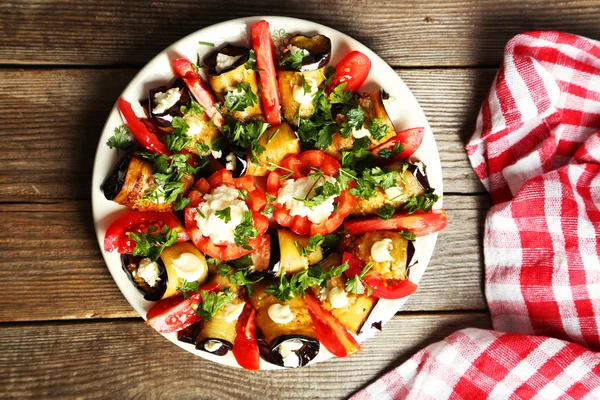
[278,67,327,124]
[246,122,301,176]
[276,229,323,276]
[159,242,209,299]
[181,112,221,156]
[208,63,263,121]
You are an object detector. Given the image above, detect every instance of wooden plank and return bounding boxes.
[0,313,492,399]
[0,67,489,203]
[2,1,600,67]
[0,194,489,322]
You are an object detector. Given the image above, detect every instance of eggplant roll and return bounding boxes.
[101,155,194,212]
[121,242,209,301]
[325,90,396,160]
[246,122,301,176]
[144,79,189,131]
[204,45,263,121]
[278,67,328,124]
[351,162,431,216]
[278,34,331,72]
[195,295,245,356]
[340,231,416,281]
[250,282,319,367]
[257,229,324,278]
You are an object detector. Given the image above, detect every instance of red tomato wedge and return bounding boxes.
[304,293,360,357]
[266,150,356,236]
[117,98,170,155]
[232,304,260,370]
[251,20,281,126]
[104,211,188,254]
[344,209,448,236]
[171,58,224,128]
[371,127,425,162]
[342,252,418,299]
[184,169,269,261]
[145,282,221,333]
[326,51,372,94]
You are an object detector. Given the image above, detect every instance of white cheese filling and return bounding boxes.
[268,304,295,325]
[385,186,404,203]
[383,96,401,127]
[170,252,206,282]
[328,287,349,309]
[204,340,223,353]
[276,176,337,224]
[292,77,318,105]
[224,302,245,323]
[285,44,309,57]
[215,53,242,73]
[152,88,181,114]
[352,125,371,139]
[194,185,249,244]
[137,258,161,287]
[211,148,223,159]
[225,152,236,171]
[183,113,205,137]
[278,339,304,368]
[371,238,394,262]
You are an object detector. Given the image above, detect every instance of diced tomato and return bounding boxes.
[304,293,360,357]
[184,169,269,261]
[145,282,220,333]
[171,58,224,128]
[117,98,170,155]
[251,20,281,126]
[371,127,425,162]
[104,211,188,254]
[232,304,260,370]
[344,209,448,236]
[326,51,372,94]
[266,150,356,236]
[342,251,418,299]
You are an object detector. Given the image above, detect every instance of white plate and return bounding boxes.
[91,16,442,370]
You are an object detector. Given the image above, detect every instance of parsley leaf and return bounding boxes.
[340,106,366,139]
[403,193,441,214]
[401,230,417,241]
[224,83,259,112]
[329,83,353,104]
[295,234,324,257]
[180,96,205,116]
[196,288,235,321]
[234,211,258,250]
[127,224,178,261]
[367,118,389,141]
[174,197,191,211]
[280,47,306,68]
[106,125,133,150]
[376,204,396,220]
[177,279,200,299]
[215,207,232,223]
[222,116,269,164]
[345,263,373,296]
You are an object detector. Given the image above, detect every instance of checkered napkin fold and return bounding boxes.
[353,32,600,399]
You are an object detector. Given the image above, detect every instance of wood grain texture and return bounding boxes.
[2,0,600,67]
[0,194,489,322]
[0,313,492,399]
[0,67,489,203]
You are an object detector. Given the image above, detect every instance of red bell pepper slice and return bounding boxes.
[326,51,372,94]
[266,150,356,236]
[342,251,418,300]
[344,209,448,237]
[251,20,282,126]
[117,98,170,155]
[104,211,189,254]
[304,293,360,357]
[171,58,224,128]
[232,304,260,370]
[145,282,220,333]
[371,127,425,162]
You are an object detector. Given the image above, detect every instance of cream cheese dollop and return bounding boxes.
[224,302,245,323]
[371,238,394,262]
[328,287,349,309]
[268,304,295,325]
[278,339,304,368]
[170,252,207,282]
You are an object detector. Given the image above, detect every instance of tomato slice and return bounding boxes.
[304,293,360,357]
[184,169,269,261]
[266,150,356,236]
[342,252,418,300]
[344,209,448,236]
[251,20,281,126]
[232,304,260,370]
[104,211,188,254]
[145,282,220,333]
[171,58,224,128]
[326,51,372,94]
[117,98,170,155]
[371,127,425,162]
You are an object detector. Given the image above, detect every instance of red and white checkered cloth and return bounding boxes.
[352,31,600,399]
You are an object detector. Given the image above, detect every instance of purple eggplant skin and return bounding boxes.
[261,230,281,278]
[204,44,250,76]
[145,78,191,128]
[101,153,133,201]
[177,322,202,345]
[279,35,332,72]
[407,162,433,194]
[215,142,248,178]
[196,338,233,357]
[120,254,168,301]
[258,335,320,368]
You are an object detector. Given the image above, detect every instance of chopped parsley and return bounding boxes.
[401,230,417,241]
[295,233,324,257]
[233,211,258,250]
[215,207,231,223]
[293,170,341,209]
[403,193,441,214]
[198,41,215,47]
[106,125,133,150]
[345,263,373,296]
[376,204,396,220]
[196,288,235,321]
[221,116,269,164]
[180,96,205,116]
[367,118,389,141]
[127,225,178,261]
[265,263,349,302]
[224,83,259,113]
[279,47,306,69]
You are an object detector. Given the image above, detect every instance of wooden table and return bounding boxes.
[1,1,599,398]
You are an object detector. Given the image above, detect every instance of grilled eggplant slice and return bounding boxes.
[246,122,301,176]
[278,67,327,124]
[101,155,194,212]
[121,254,168,301]
[324,90,396,160]
[196,298,245,356]
[145,79,189,130]
[279,35,331,72]
[262,229,324,277]
[215,143,248,178]
[352,162,431,216]
[205,45,263,121]
[340,231,415,281]
[180,111,221,157]
[160,242,209,299]
[250,282,319,367]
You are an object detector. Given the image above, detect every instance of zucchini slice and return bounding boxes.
[246,122,301,176]
[278,67,327,124]
[160,242,209,299]
[265,229,324,277]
